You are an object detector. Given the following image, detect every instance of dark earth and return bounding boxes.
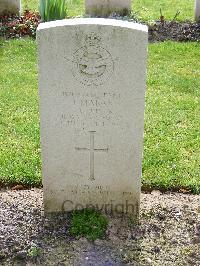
[0,189,199,265]
[148,21,200,42]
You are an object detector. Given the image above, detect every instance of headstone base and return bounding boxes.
[0,0,21,16]
[85,0,131,17]
[195,0,200,22]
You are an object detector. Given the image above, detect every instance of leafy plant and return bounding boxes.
[39,0,67,22]
[0,11,40,38]
[28,246,41,258]
[70,209,108,241]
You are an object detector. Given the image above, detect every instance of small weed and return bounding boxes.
[0,251,6,259]
[27,246,41,258]
[70,208,108,241]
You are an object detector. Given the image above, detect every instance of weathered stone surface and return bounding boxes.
[37,18,148,217]
[85,0,131,17]
[0,0,20,15]
[195,0,200,21]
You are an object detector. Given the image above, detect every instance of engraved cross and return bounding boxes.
[75,131,108,181]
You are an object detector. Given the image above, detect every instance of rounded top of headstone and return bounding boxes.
[37,18,148,33]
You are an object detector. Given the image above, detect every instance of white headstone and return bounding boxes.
[85,0,131,17]
[0,0,20,15]
[37,18,148,218]
[195,0,200,21]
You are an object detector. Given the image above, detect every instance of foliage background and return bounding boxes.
[23,0,194,21]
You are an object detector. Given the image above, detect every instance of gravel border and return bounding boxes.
[0,189,199,265]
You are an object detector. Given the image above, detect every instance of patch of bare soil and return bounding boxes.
[0,189,199,265]
[148,21,200,42]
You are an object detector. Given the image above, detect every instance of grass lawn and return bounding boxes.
[22,0,194,21]
[133,0,194,22]
[0,39,199,192]
[0,39,41,186]
[144,42,200,193]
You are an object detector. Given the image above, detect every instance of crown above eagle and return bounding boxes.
[85,33,101,46]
